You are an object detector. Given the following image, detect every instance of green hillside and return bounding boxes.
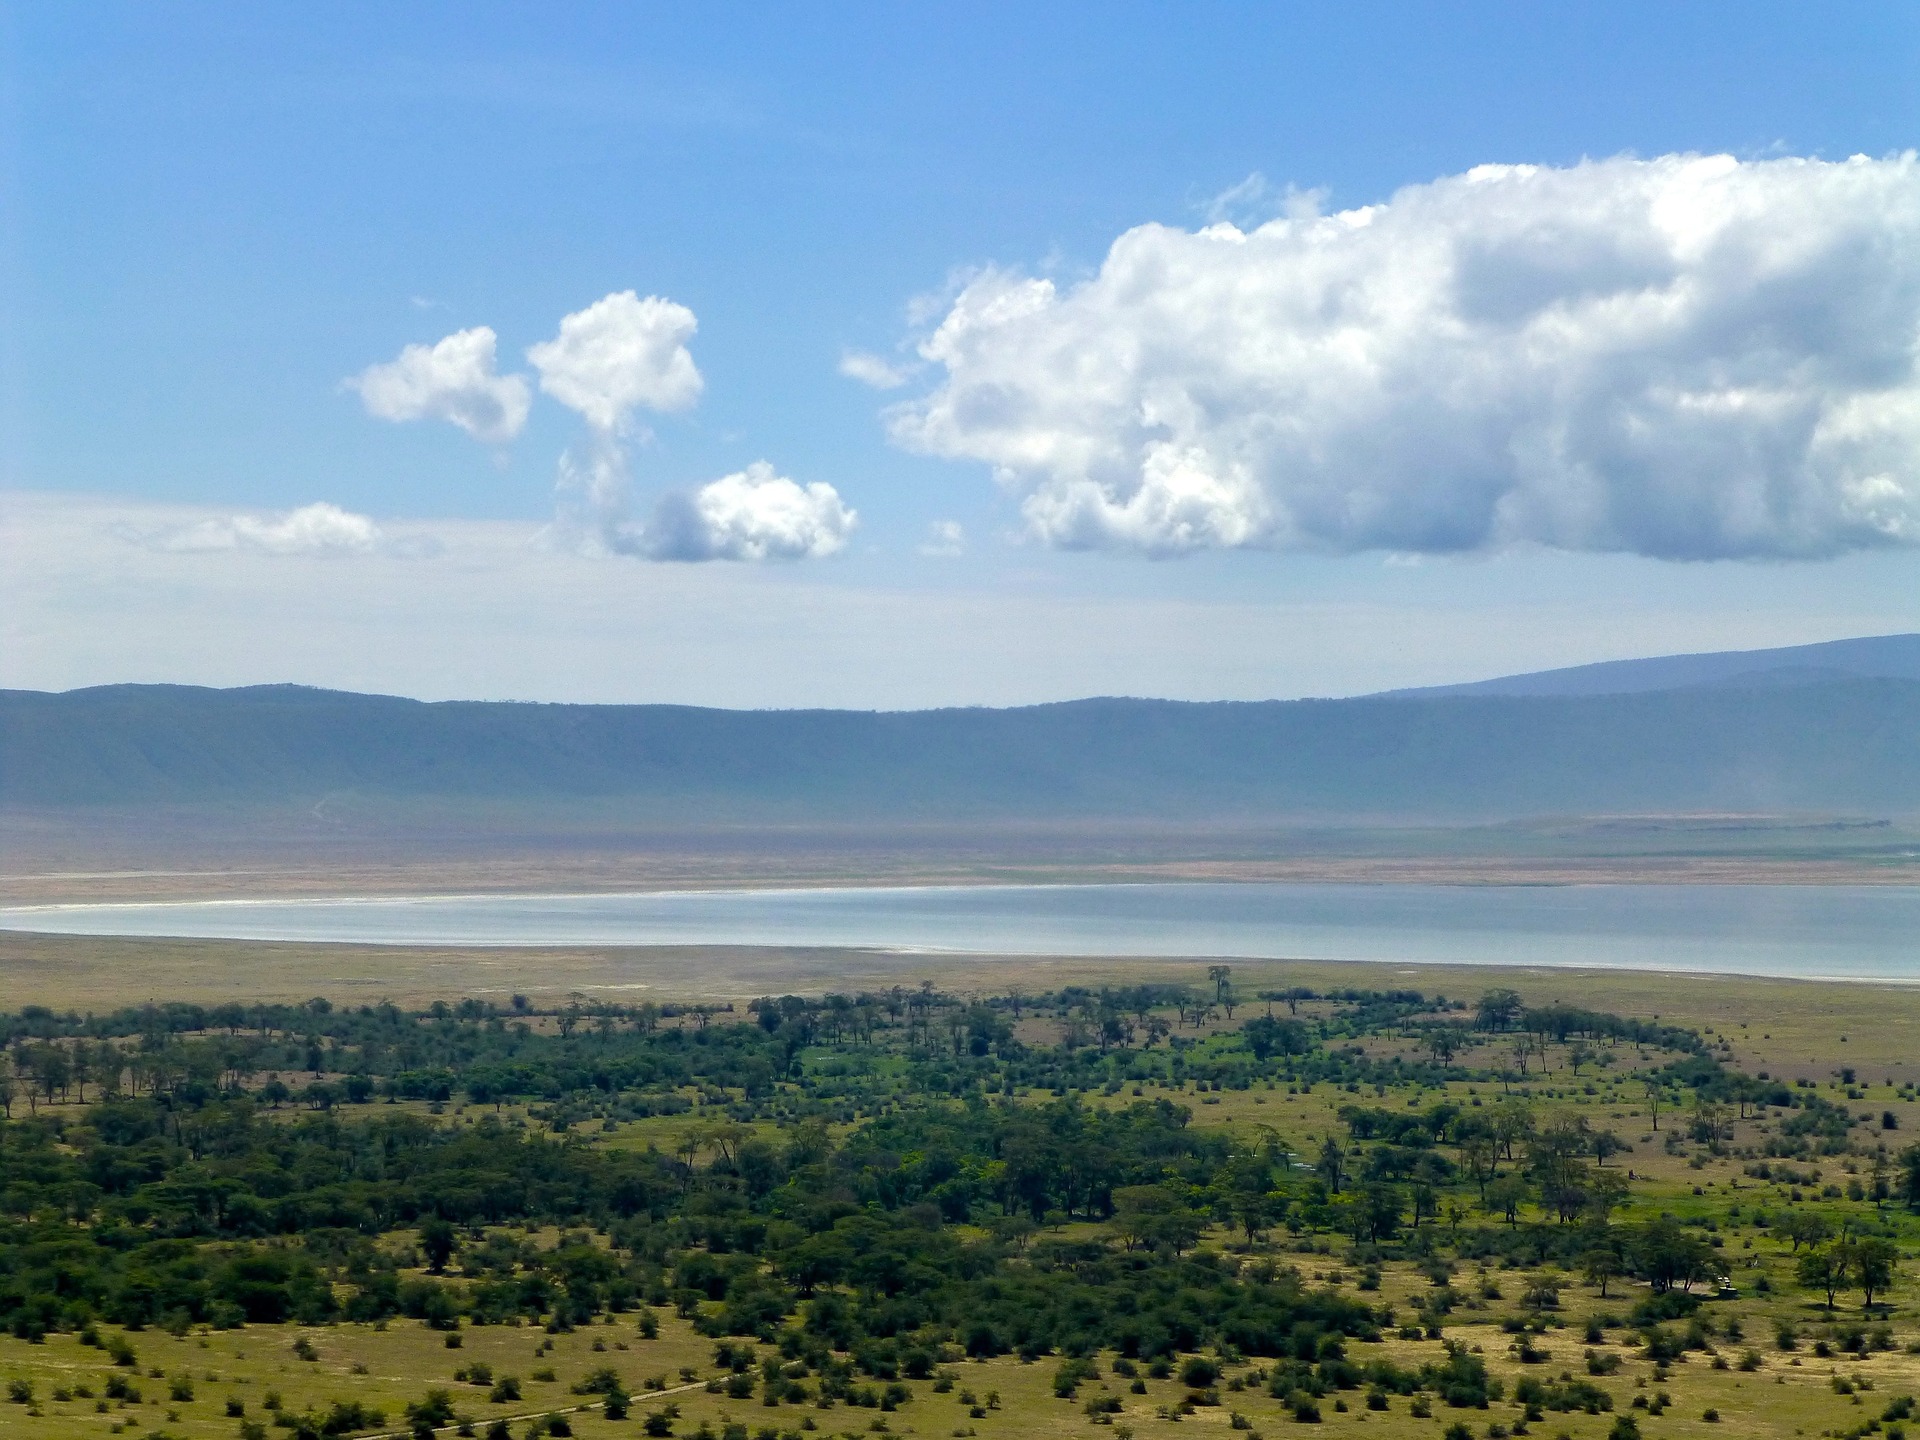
[3,678,1918,820]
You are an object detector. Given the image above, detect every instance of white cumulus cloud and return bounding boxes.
[155,502,388,556]
[528,290,703,432]
[890,152,1920,561]
[347,327,531,444]
[645,462,856,562]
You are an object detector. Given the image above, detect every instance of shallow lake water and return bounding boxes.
[4,882,1918,980]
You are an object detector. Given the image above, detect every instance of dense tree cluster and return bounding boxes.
[3,976,1915,1383]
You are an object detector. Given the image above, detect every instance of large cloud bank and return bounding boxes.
[891,153,1920,560]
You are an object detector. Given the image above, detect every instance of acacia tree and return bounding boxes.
[1581,1247,1622,1298]
[1641,1077,1667,1131]
[35,1045,70,1107]
[418,1217,457,1275]
[1777,1212,1833,1253]
[1485,1175,1528,1227]
[1899,1144,1920,1210]
[1477,989,1524,1032]
[1798,1245,1846,1311]
[1317,1136,1346,1194]
[1458,1135,1497,1197]
[1234,1188,1277,1245]
[1635,1218,1717,1294]
[1853,1238,1899,1309]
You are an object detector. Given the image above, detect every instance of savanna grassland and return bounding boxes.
[4,963,1920,1440]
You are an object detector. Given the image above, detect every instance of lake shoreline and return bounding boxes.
[5,879,1916,984]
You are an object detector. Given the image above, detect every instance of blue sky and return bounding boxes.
[4,3,1920,706]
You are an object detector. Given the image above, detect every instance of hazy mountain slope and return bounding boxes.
[4,678,1919,820]
[1383,632,1920,698]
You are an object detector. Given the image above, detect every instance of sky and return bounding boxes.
[4,2,1920,708]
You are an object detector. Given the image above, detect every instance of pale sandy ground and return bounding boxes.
[6,850,1920,907]
[7,804,1919,905]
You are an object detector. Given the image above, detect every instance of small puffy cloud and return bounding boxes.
[347,327,531,444]
[646,461,856,562]
[919,519,966,556]
[838,348,914,389]
[528,290,703,431]
[156,502,388,555]
[891,152,1920,561]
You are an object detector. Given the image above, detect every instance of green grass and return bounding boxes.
[6,1243,1918,1440]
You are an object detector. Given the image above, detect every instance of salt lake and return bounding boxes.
[4,881,1918,980]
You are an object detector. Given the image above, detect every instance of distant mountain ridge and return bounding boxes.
[5,667,1920,821]
[1381,632,1920,698]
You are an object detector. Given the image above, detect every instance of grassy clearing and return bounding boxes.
[6,1242,1920,1440]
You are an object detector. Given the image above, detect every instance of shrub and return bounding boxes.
[1180,1357,1221,1389]
[324,1399,388,1433]
[1053,1356,1100,1398]
[405,1389,456,1429]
